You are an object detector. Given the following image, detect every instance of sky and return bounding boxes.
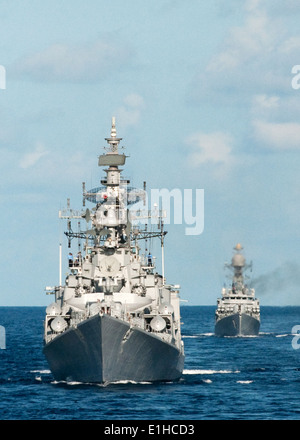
[1,0,300,306]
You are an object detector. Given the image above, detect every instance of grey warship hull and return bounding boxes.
[43,119,185,384]
[44,313,184,383]
[215,313,260,337]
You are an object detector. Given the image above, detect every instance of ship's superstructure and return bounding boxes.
[215,244,260,337]
[43,118,184,383]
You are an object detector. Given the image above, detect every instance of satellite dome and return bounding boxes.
[89,302,101,317]
[46,302,61,316]
[158,303,174,315]
[232,253,245,267]
[50,316,68,333]
[150,315,166,332]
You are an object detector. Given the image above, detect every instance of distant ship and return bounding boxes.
[43,118,185,384]
[215,244,260,337]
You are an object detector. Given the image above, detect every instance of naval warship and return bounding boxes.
[215,244,260,337]
[43,118,185,384]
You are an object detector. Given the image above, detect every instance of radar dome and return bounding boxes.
[89,302,101,317]
[158,303,174,315]
[150,315,166,332]
[232,254,245,267]
[50,316,68,333]
[46,302,61,316]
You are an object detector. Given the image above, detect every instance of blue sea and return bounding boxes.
[0,306,299,422]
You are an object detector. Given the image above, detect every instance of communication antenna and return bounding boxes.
[144,181,147,254]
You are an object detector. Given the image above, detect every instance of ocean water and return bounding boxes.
[0,306,299,421]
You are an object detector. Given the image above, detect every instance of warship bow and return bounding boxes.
[215,244,260,337]
[43,118,184,383]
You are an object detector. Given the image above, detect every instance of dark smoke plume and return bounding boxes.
[251,262,300,296]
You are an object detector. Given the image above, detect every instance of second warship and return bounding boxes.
[43,118,185,384]
[215,244,260,337]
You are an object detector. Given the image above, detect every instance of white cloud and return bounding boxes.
[11,39,133,83]
[185,131,234,166]
[251,94,300,126]
[190,0,300,162]
[19,142,49,169]
[245,0,261,12]
[279,37,300,54]
[263,0,300,16]
[207,8,277,73]
[191,0,293,102]
[253,120,300,150]
[115,94,145,128]
[252,94,280,110]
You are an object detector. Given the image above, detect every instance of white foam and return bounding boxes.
[51,379,152,387]
[183,369,240,375]
[183,333,214,338]
[236,380,253,384]
[107,380,152,385]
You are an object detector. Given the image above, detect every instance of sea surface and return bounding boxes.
[0,306,299,421]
